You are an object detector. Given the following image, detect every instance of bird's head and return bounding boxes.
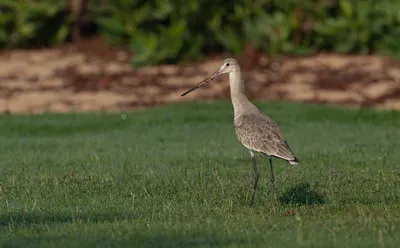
[181,58,239,96]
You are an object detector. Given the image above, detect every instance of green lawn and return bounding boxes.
[0,101,399,247]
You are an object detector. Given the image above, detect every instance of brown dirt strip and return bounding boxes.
[0,38,399,114]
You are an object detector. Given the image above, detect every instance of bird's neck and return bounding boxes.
[229,70,251,115]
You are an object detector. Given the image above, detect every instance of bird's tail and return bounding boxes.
[289,157,299,165]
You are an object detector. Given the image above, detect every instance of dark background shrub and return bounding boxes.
[1,0,399,66]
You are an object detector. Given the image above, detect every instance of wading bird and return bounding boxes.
[181,58,299,207]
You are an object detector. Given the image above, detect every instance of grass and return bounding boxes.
[0,100,399,247]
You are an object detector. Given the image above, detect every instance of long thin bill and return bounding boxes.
[181,71,220,97]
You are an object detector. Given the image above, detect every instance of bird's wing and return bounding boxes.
[235,112,296,161]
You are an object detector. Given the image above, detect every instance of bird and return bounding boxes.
[181,58,299,207]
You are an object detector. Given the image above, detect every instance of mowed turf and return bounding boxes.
[0,101,399,247]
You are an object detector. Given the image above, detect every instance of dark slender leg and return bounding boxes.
[269,157,276,208]
[250,151,259,207]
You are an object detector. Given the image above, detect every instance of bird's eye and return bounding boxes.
[226,63,230,67]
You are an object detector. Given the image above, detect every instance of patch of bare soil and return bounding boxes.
[0,37,399,114]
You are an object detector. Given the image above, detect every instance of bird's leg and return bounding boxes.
[250,151,259,207]
[269,157,276,208]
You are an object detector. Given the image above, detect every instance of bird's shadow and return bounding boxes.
[279,182,325,206]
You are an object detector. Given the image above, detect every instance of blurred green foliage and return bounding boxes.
[1,0,400,65]
[0,0,69,48]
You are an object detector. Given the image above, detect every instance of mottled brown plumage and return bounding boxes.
[235,106,298,164]
[181,58,299,207]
